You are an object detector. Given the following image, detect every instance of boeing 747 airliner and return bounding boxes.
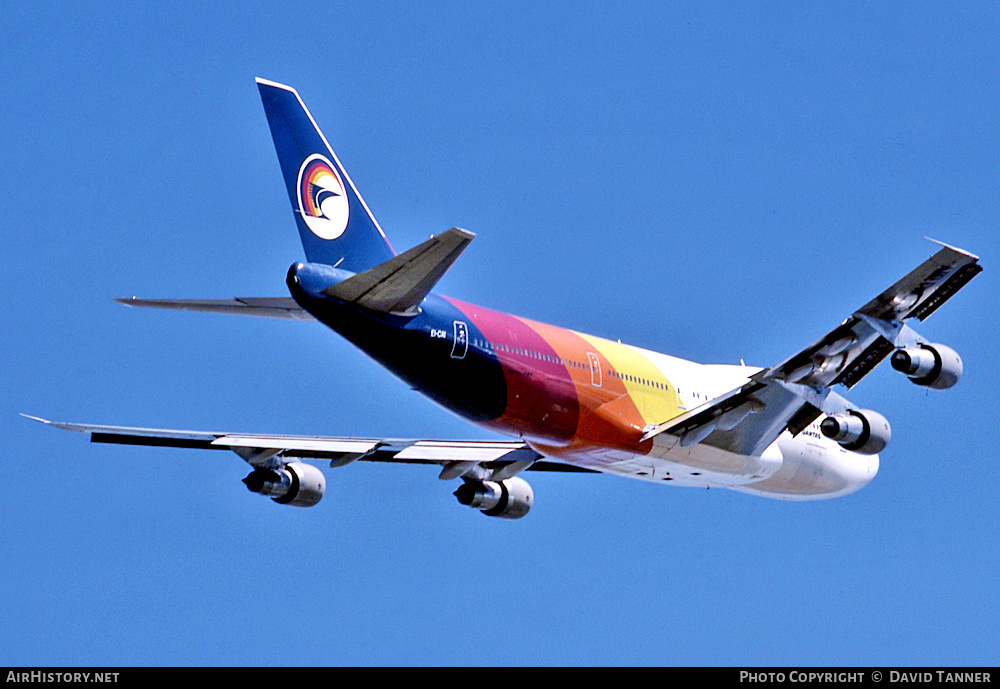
[26,79,982,518]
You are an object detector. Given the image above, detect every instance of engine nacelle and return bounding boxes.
[453,477,533,519]
[243,462,325,507]
[890,343,962,390]
[820,409,890,455]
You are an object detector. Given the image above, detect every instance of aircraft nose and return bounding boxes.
[842,452,879,496]
[866,453,880,481]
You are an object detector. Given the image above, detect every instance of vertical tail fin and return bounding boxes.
[256,78,395,272]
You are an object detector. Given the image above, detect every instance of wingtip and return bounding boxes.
[924,237,980,261]
[20,414,93,434]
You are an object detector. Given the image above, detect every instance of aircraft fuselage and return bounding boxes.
[290,261,878,501]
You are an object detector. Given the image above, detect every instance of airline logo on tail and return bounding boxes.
[296,154,350,239]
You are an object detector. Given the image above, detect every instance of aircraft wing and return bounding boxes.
[643,240,982,457]
[22,415,594,477]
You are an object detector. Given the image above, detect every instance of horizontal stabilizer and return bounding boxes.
[114,297,315,321]
[323,227,474,315]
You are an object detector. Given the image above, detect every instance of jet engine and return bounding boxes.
[820,409,891,455]
[243,462,325,507]
[453,477,533,519]
[890,343,963,389]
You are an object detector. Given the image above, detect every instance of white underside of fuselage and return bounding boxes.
[586,429,879,501]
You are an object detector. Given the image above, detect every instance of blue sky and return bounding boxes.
[2,1,998,666]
